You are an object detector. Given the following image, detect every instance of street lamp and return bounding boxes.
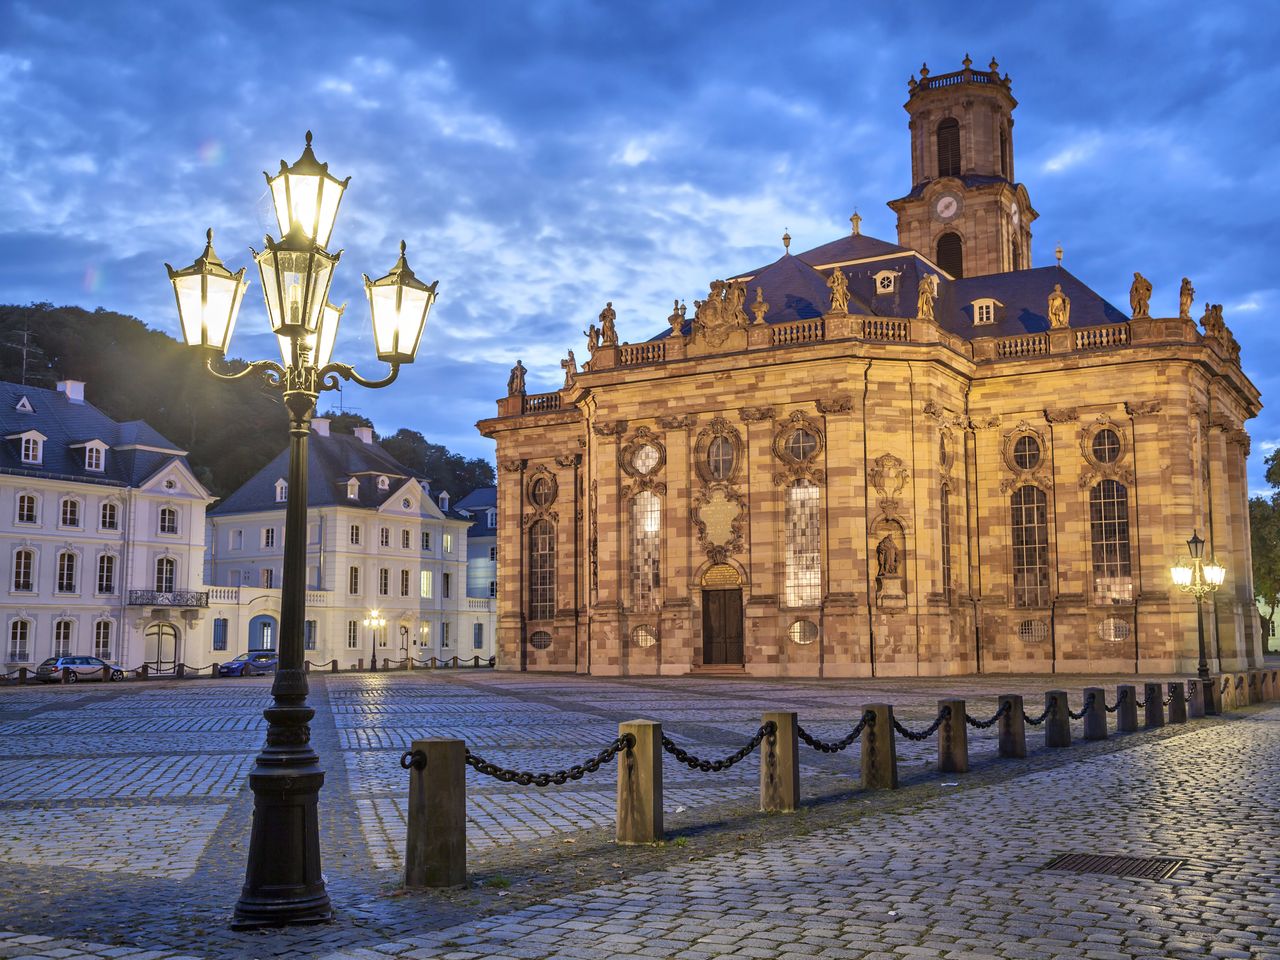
[166,133,437,929]
[1170,530,1227,682]
[399,623,410,668]
[364,609,387,671]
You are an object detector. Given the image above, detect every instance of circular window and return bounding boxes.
[530,477,554,507]
[164,480,176,490]
[1013,435,1041,470]
[789,620,818,645]
[632,444,660,475]
[401,497,411,509]
[632,625,657,648]
[1098,617,1131,644]
[1017,619,1048,644]
[1091,429,1121,464]
[785,429,818,462]
[529,630,552,650]
[707,436,735,481]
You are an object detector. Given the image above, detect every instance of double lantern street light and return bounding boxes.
[364,608,387,672]
[1170,531,1227,683]
[166,133,438,929]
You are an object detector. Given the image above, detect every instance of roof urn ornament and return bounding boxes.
[1179,278,1195,320]
[750,287,770,325]
[826,268,850,315]
[1129,272,1152,320]
[1047,283,1071,329]
[667,299,687,336]
[507,359,527,397]
[1054,245,1063,266]
[916,273,937,322]
[850,211,862,236]
[782,229,791,253]
[599,302,618,347]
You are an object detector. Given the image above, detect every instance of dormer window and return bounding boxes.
[377,475,390,491]
[487,509,496,528]
[346,478,359,500]
[274,479,288,503]
[82,441,107,472]
[438,491,450,512]
[873,270,899,294]
[10,431,46,464]
[972,298,1003,326]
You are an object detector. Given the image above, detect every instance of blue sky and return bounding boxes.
[2,1,1278,490]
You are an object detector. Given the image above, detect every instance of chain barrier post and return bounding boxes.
[173,663,184,679]
[140,663,150,680]
[1220,673,1236,711]
[1266,669,1278,702]
[760,711,799,813]
[1204,674,1223,715]
[211,663,220,679]
[1187,679,1206,718]
[1167,681,1187,724]
[403,737,466,888]
[997,694,1026,758]
[1082,687,1107,740]
[616,720,663,845]
[101,665,111,682]
[860,704,897,790]
[1044,691,1070,748]
[17,667,27,685]
[1143,682,1165,728]
[937,699,968,774]
[1115,684,1138,732]
[1248,670,1262,705]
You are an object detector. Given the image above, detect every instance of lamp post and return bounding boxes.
[364,609,386,672]
[1170,531,1227,681]
[399,623,410,667]
[166,132,437,928]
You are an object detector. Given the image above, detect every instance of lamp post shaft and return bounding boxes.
[1195,592,1210,682]
[232,386,332,928]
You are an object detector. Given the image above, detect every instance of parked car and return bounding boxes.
[34,656,124,683]
[218,651,279,677]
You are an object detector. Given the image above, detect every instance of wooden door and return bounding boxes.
[702,588,744,665]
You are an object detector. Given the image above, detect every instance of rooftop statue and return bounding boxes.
[667,299,687,336]
[507,359,527,397]
[1129,272,1152,319]
[1179,277,1195,320]
[561,350,577,388]
[750,287,770,325]
[1047,283,1071,329]
[827,268,850,315]
[582,322,601,356]
[599,303,618,347]
[916,274,936,322]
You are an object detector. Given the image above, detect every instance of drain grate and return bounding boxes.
[1043,853,1185,880]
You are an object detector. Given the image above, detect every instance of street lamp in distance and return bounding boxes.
[364,609,387,672]
[1170,530,1227,684]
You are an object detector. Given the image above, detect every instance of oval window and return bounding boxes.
[789,620,818,645]
[632,444,660,475]
[529,630,552,650]
[1098,617,1131,643]
[1017,619,1048,644]
[1013,435,1041,470]
[1091,428,1120,464]
[707,436,735,481]
[530,477,554,507]
[632,625,657,648]
[785,429,818,462]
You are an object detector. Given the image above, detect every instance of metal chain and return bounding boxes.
[1185,685,1195,703]
[1133,695,1146,708]
[1235,676,1244,690]
[891,706,951,741]
[1067,692,1096,720]
[964,700,1011,729]
[661,721,776,772]
[1221,677,1231,694]
[1104,688,1127,713]
[1023,699,1057,726]
[462,734,636,786]
[1162,692,1174,706]
[797,710,875,753]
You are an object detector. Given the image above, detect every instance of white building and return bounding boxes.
[453,486,497,602]
[2,380,212,671]
[203,419,496,667]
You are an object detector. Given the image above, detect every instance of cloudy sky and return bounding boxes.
[2,0,1277,489]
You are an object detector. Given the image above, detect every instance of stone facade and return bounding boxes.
[478,60,1262,678]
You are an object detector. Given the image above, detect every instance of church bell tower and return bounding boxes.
[887,55,1036,278]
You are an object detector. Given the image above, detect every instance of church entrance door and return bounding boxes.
[701,588,743,665]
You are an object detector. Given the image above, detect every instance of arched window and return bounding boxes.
[16,494,37,524]
[8,620,31,661]
[60,497,81,528]
[100,502,118,530]
[154,556,176,593]
[936,118,961,177]
[158,507,178,534]
[94,620,112,660]
[97,554,116,595]
[528,519,555,621]
[631,491,662,610]
[1010,486,1049,607]
[785,481,821,607]
[53,619,73,657]
[12,549,34,591]
[940,486,952,599]
[936,232,963,278]
[56,551,77,593]
[1090,480,1133,604]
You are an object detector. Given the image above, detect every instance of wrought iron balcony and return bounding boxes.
[127,590,209,608]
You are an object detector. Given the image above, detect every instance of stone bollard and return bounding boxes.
[175,663,186,679]
[1168,682,1187,724]
[1143,682,1165,728]
[210,663,219,678]
[1082,687,1108,741]
[760,711,799,813]
[357,658,364,671]
[331,659,339,673]
[616,720,663,844]
[1249,670,1262,704]
[1267,669,1278,702]
[17,667,27,685]
[1187,679,1206,718]
[140,663,149,680]
[998,694,1026,759]
[860,704,897,790]
[1044,691,1071,748]
[304,661,311,673]
[1204,675,1224,716]
[403,738,467,888]
[101,666,111,682]
[1116,685,1138,733]
[937,699,968,774]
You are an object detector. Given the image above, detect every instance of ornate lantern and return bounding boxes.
[264,131,350,250]
[363,241,437,365]
[166,229,249,355]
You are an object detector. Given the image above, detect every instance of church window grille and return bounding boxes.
[785,481,821,607]
[632,444,660,475]
[1018,619,1048,644]
[632,625,657,648]
[528,519,555,621]
[1092,429,1121,464]
[789,620,818,645]
[1013,435,1041,470]
[936,118,961,177]
[940,486,952,599]
[1098,617,1131,644]
[1090,480,1132,604]
[936,232,963,278]
[630,491,661,610]
[707,436,735,481]
[529,630,552,650]
[1011,486,1050,608]
[785,429,818,462]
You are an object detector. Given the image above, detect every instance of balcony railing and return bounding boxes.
[996,333,1049,358]
[128,590,208,608]
[863,318,910,342]
[522,392,562,414]
[1075,323,1129,351]
[771,318,825,346]
[619,342,666,366]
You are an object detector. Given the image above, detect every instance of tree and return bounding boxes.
[317,410,376,437]
[1252,449,1280,654]
[380,428,495,496]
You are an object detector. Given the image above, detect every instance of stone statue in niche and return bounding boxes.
[1129,272,1152,319]
[561,350,577,387]
[875,531,906,608]
[507,359,527,396]
[599,303,618,346]
[916,274,936,322]
[876,535,899,576]
[1179,277,1195,320]
[667,299,687,336]
[1047,283,1070,329]
[827,268,849,315]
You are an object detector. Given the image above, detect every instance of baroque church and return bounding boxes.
[478,57,1262,677]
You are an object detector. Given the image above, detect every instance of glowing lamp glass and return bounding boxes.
[277,301,344,368]
[1170,563,1193,588]
[166,230,248,355]
[364,241,437,365]
[1203,562,1227,587]
[255,235,339,339]
[265,132,350,249]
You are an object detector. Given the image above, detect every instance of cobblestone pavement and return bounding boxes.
[0,668,1277,959]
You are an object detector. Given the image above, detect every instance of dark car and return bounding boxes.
[218,651,279,677]
[34,656,124,683]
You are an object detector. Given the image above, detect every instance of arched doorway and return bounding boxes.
[144,622,180,673]
[247,614,278,651]
[700,563,744,666]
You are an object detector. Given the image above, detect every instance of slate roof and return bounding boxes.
[453,486,497,540]
[0,380,188,487]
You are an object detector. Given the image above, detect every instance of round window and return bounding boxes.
[1098,617,1131,644]
[632,625,657,648]
[1091,428,1121,464]
[632,444,660,475]
[529,630,552,650]
[530,477,554,507]
[707,436,735,481]
[785,429,818,462]
[788,620,818,645]
[1013,435,1041,470]
[401,498,411,509]
[1017,619,1048,644]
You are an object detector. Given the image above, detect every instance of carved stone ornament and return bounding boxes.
[656,413,697,430]
[692,483,747,563]
[1078,415,1130,472]
[1000,470,1052,494]
[1044,407,1078,424]
[1077,466,1136,491]
[523,465,559,529]
[1001,421,1049,475]
[1227,428,1252,455]
[619,426,668,497]
[970,414,1001,430]
[692,278,749,347]
[591,419,628,438]
[693,417,745,485]
[1125,400,1161,417]
[499,458,526,473]
[739,405,776,423]
[868,453,908,499]
[939,425,957,472]
[923,399,944,419]
[771,410,827,486]
[554,454,580,468]
[816,393,854,415]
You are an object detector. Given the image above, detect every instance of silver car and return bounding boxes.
[34,656,125,683]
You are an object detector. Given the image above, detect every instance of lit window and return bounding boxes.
[347,479,359,500]
[154,557,175,593]
[8,620,30,661]
[57,551,78,593]
[17,494,36,524]
[529,519,555,620]
[1011,486,1049,607]
[93,620,111,661]
[85,445,104,471]
[443,533,453,554]
[630,491,661,610]
[20,435,42,464]
[12,549,33,591]
[263,527,276,549]
[1091,480,1133,604]
[159,507,178,535]
[97,554,115,594]
[348,566,360,595]
[259,621,274,650]
[100,502,117,530]
[60,498,80,528]
[784,481,821,607]
[54,620,73,658]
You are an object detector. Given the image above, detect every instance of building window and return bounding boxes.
[529,630,552,650]
[262,568,274,588]
[304,620,317,650]
[488,546,497,562]
[259,621,275,650]
[154,556,175,593]
[441,621,451,648]
[20,436,42,464]
[85,445,104,471]
[785,429,818,462]
[53,619,73,658]
[1018,619,1048,644]
[936,117,961,177]
[377,475,390,491]
[443,533,453,554]
[789,620,818,645]
[1011,485,1050,608]
[785,481,821,607]
[632,624,657,648]
[487,509,496,528]
[707,436,735,481]
[401,529,411,549]
[12,549,34,592]
[347,620,359,649]
[421,530,432,551]
[348,566,360,595]
[380,527,390,548]
[347,479,359,500]
[378,568,389,596]
[974,301,995,325]
[8,619,31,661]
[262,527,275,549]
[1091,480,1133,604]
[100,502,117,530]
[489,580,497,598]
[97,554,116,594]
[420,570,433,599]
[1012,435,1041,470]
[936,232,963,279]
[528,519,555,621]
[473,623,484,650]
[630,491,661,610]
[213,618,228,651]
[940,486,952,599]
[274,479,287,502]
[530,477,555,507]
[1092,429,1121,464]
[159,507,178,535]
[17,494,37,524]
[350,524,361,545]
[60,498,80,528]
[419,621,430,646]
[874,271,897,294]
[1000,127,1010,178]
[57,551,78,593]
[400,569,410,597]
[94,620,112,660]
[443,572,451,598]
